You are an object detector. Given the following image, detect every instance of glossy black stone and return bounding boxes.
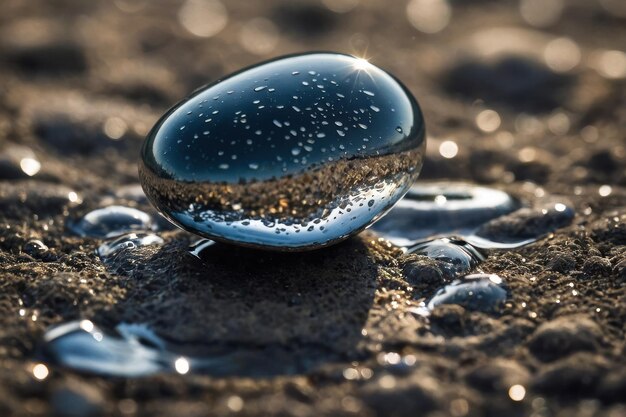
[140,52,426,250]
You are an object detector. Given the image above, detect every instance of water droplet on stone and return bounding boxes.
[427,273,508,313]
[139,52,426,250]
[23,239,49,257]
[407,237,486,277]
[97,232,164,260]
[69,206,156,238]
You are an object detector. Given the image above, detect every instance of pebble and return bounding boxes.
[581,256,612,278]
[463,359,530,392]
[1,19,87,74]
[590,212,626,245]
[532,353,609,397]
[19,91,154,154]
[527,315,604,362]
[444,56,571,112]
[360,373,438,416]
[612,255,626,283]
[0,181,78,216]
[139,52,425,250]
[546,252,577,273]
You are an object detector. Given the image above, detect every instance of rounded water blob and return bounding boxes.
[97,232,164,259]
[40,319,330,377]
[407,237,486,277]
[41,320,166,377]
[23,239,49,257]
[139,52,426,250]
[371,182,519,246]
[69,205,156,238]
[427,273,508,313]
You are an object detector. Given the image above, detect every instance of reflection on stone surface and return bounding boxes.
[140,53,426,250]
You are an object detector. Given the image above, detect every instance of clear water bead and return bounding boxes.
[97,232,164,259]
[427,273,508,313]
[69,206,156,238]
[407,237,486,277]
[371,182,519,246]
[140,53,426,250]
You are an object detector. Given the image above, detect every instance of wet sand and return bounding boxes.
[0,0,625,416]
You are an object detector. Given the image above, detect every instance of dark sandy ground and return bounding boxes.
[0,0,625,416]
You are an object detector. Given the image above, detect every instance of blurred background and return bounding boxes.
[1,0,624,192]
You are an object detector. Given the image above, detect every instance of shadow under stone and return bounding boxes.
[95,235,378,377]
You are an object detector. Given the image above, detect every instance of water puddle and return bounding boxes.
[370,182,520,246]
[69,205,156,238]
[39,320,334,378]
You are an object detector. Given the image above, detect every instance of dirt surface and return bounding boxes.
[0,0,625,416]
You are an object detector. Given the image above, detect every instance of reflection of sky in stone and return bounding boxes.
[144,53,423,183]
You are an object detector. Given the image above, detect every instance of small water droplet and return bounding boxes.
[69,206,155,238]
[23,239,49,257]
[407,237,486,277]
[427,273,508,313]
[97,232,164,260]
